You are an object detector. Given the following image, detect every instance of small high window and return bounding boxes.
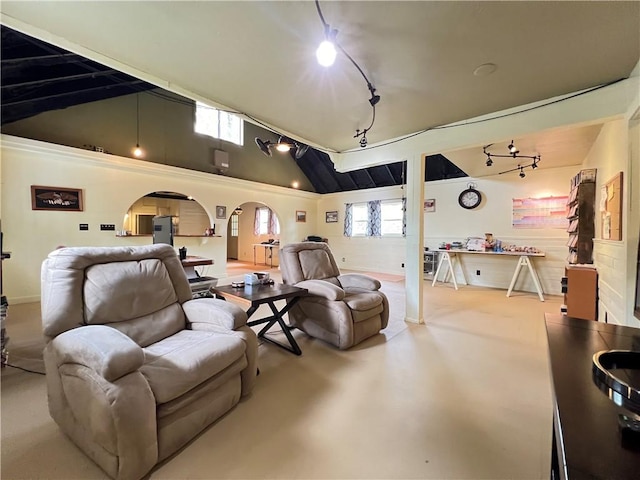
[194,101,243,146]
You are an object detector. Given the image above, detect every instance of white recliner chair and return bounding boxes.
[279,242,389,349]
[41,244,258,480]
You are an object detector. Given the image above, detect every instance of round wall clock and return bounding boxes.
[458,187,482,209]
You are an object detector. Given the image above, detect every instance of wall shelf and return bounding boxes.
[566,169,596,264]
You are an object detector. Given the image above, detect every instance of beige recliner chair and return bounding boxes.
[279,242,389,349]
[41,244,258,480]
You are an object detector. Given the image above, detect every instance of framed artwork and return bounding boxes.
[424,199,436,213]
[325,210,338,223]
[31,185,83,211]
[296,210,307,223]
[216,205,227,219]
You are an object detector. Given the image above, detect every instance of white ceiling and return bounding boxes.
[445,123,605,178]
[1,1,639,174]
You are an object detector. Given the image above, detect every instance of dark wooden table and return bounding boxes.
[545,313,640,479]
[213,283,308,355]
[181,256,213,279]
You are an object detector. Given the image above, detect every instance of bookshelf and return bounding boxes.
[566,169,596,264]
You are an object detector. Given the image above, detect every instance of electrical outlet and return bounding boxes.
[476,270,481,276]
[401,263,405,268]
[100,224,115,231]
[341,257,345,262]
[79,223,89,231]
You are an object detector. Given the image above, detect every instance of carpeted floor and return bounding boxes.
[1,265,561,479]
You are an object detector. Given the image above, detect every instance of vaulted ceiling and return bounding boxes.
[0,24,466,193]
[1,1,639,189]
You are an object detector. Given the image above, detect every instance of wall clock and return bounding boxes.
[458,187,482,209]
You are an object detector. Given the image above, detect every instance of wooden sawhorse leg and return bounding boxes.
[507,255,545,301]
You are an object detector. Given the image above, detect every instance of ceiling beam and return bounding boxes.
[3,79,146,107]
[1,52,81,65]
[1,69,119,89]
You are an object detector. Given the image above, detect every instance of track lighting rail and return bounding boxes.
[315,0,380,148]
[484,141,540,178]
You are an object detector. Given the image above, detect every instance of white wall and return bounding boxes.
[317,165,577,296]
[0,135,319,303]
[317,185,407,276]
[584,118,639,327]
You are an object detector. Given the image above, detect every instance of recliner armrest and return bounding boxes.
[183,297,248,330]
[50,325,143,382]
[337,273,381,291]
[296,279,345,301]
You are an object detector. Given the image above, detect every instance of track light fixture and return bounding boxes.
[484,141,541,178]
[315,0,380,148]
[254,137,310,160]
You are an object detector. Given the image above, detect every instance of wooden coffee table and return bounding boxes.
[212,283,308,355]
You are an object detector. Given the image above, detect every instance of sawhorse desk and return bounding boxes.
[431,249,546,301]
[253,243,278,268]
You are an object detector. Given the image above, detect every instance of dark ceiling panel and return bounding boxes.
[1,25,156,125]
[294,150,467,193]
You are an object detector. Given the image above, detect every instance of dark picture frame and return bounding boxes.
[216,205,227,219]
[296,210,306,223]
[325,211,338,223]
[31,185,83,211]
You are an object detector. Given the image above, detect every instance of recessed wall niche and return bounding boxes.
[124,192,210,236]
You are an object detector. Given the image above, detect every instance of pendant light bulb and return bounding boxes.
[276,143,291,152]
[133,93,144,158]
[316,39,337,67]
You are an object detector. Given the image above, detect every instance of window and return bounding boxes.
[194,101,244,146]
[254,207,280,236]
[352,203,368,236]
[230,213,239,237]
[345,199,406,238]
[381,200,404,235]
[257,207,270,235]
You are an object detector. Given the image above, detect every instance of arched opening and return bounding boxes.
[227,202,281,269]
[122,191,211,236]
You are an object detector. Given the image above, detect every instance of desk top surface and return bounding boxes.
[253,243,279,248]
[180,256,213,267]
[213,282,307,305]
[438,248,545,257]
[545,314,640,479]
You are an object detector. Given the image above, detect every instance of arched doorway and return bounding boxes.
[122,191,210,237]
[227,202,281,269]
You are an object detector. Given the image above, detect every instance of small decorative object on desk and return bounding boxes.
[245,272,271,285]
[466,238,484,251]
[484,233,495,251]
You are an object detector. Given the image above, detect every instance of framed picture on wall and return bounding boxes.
[296,210,307,223]
[424,199,436,213]
[325,211,338,223]
[31,185,83,211]
[216,205,227,219]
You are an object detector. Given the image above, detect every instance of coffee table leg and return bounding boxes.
[252,299,302,355]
